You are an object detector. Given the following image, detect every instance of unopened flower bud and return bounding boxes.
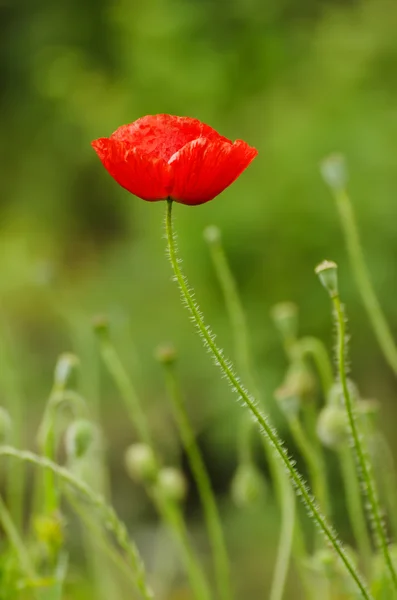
[0,407,12,443]
[315,260,339,298]
[320,154,348,191]
[65,419,98,459]
[157,467,187,503]
[154,343,177,366]
[54,353,79,388]
[275,385,301,418]
[92,314,110,340]
[231,463,267,508]
[317,405,348,449]
[203,225,221,245]
[271,302,298,341]
[125,443,157,483]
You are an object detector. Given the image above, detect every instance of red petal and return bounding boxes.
[110,114,231,162]
[92,137,172,201]
[168,138,258,205]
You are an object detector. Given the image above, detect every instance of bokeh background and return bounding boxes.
[1,0,397,597]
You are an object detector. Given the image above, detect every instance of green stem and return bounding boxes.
[338,444,372,573]
[288,416,330,518]
[374,432,397,540]
[332,295,397,590]
[0,446,154,600]
[335,189,397,376]
[0,494,37,581]
[163,363,232,600]
[97,338,152,447]
[297,337,334,396]
[165,199,372,600]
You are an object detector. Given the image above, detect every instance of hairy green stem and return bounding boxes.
[335,189,397,376]
[338,445,372,573]
[0,446,154,600]
[165,199,372,600]
[332,295,397,590]
[163,363,231,600]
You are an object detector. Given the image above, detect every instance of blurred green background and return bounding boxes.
[1,0,397,597]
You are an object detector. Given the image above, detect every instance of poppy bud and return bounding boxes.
[157,467,187,503]
[317,405,348,449]
[154,343,177,366]
[270,302,299,342]
[125,443,157,483]
[275,384,301,418]
[315,260,339,298]
[231,463,267,508]
[54,353,79,389]
[320,154,348,191]
[65,419,98,460]
[0,407,12,443]
[92,314,110,341]
[203,225,221,245]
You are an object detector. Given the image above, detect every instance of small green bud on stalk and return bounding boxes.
[231,463,267,508]
[53,353,79,389]
[203,224,221,245]
[125,443,158,483]
[157,467,187,503]
[320,154,348,191]
[0,407,12,443]
[317,405,348,449]
[270,302,299,342]
[154,343,177,366]
[65,419,98,460]
[315,260,339,298]
[274,384,301,418]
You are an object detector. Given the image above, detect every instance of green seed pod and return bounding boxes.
[270,302,299,341]
[157,467,187,503]
[315,260,339,298]
[231,463,267,508]
[320,154,348,191]
[65,419,98,459]
[317,404,348,449]
[125,443,157,483]
[0,407,12,443]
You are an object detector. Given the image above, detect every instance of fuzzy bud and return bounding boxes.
[320,154,348,191]
[231,463,267,508]
[203,225,221,245]
[271,302,299,341]
[65,419,97,460]
[154,343,177,366]
[0,407,12,443]
[53,353,79,388]
[157,467,187,503]
[315,260,339,298]
[317,405,348,449]
[275,384,301,418]
[125,443,157,483]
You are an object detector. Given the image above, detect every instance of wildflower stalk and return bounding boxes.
[374,433,397,539]
[297,337,334,396]
[161,358,232,600]
[165,200,372,600]
[96,334,212,600]
[0,446,154,600]
[331,290,397,589]
[338,444,372,573]
[205,225,296,600]
[321,155,397,376]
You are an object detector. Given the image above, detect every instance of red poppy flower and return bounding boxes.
[91,114,258,205]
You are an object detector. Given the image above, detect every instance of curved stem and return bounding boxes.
[335,189,397,375]
[163,363,231,600]
[332,295,397,589]
[0,446,154,600]
[165,200,372,600]
[297,337,334,397]
[338,445,372,573]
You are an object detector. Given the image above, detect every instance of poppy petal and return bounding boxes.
[92,137,173,201]
[110,114,231,162]
[169,138,258,205]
